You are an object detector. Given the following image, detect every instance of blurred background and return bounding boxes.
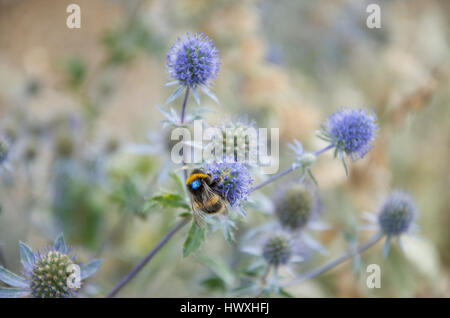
[0,0,449,297]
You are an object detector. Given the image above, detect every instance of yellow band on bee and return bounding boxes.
[186,173,209,185]
[205,195,219,206]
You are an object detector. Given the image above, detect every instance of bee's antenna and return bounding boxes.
[174,165,189,172]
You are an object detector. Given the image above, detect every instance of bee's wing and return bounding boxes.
[191,201,207,228]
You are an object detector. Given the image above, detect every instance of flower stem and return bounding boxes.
[180,87,190,180]
[250,144,334,192]
[313,144,334,156]
[105,140,334,297]
[180,86,190,125]
[106,87,193,298]
[282,232,384,288]
[105,217,191,298]
[250,166,295,192]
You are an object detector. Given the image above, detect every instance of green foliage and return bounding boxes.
[64,56,86,89]
[52,160,105,249]
[148,193,190,210]
[111,177,148,217]
[101,20,162,67]
[200,276,227,292]
[183,222,205,257]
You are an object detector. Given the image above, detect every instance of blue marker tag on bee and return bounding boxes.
[191,179,200,190]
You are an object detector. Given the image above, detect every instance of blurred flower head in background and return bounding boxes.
[274,182,322,231]
[378,190,417,237]
[262,233,292,267]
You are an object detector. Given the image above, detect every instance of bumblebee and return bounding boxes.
[186,169,227,226]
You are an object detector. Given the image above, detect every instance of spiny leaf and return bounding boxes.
[19,241,35,273]
[307,168,318,186]
[0,287,29,298]
[81,259,103,280]
[149,193,190,210]
[0,266,28,289]
[339,152,348,176]
[183,222,205,257]
[200,276,226,292]
[200,85,218,103]
[165,86,185,105]
[191,87,201,106]
[54,234,67,254]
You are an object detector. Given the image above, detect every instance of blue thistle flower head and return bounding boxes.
[320,108,378,160]
[167,33,220,88]
[378,190,417,236]
[205,158,253,207]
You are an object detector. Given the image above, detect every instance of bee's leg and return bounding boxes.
[209,175,223,188]
[222,206,229,217]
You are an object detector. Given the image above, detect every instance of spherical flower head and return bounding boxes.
[262,234,292,266]
[274,182,321,231]
[324,108,378,160]
[167,33,220,88]
[378,190,417,236]
[205,159,253,206]
[29,248,76,298]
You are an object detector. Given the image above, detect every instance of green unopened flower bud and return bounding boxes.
[30,251,75,298]
[299,152,316,166]
[262,234,292,266]
[274,183,321,231]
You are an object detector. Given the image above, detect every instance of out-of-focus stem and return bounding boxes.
[105,217,191,298]
[283,232,384,288]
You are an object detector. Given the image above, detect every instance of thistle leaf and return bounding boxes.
[149,193,190,210]
[0,266,28,289]
[0,287,29,298]
[81,259,103,280]
[200,85,218,103]
[165,86,185,105]
[339,152,348,176]
[54,234,67,254]
[307,168,318,186]
[183,222,205,257]
[19,241,35,273]
[164,80,179,87]
[191,87,201,106]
